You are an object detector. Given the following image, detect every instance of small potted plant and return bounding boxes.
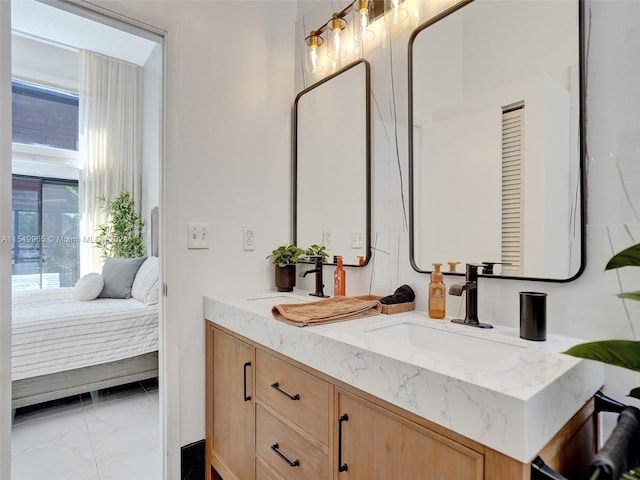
[95,190,145,259]
[266,244,305,292]
[304,244,330,263]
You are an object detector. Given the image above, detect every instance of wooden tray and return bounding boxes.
[356,295,415,315]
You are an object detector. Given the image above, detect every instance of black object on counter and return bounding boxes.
[519,291,547,341]
[380,285,415,305]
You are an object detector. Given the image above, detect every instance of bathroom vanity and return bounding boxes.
[204,294,603,480]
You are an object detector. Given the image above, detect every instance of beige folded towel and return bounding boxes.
[272,296,382,327]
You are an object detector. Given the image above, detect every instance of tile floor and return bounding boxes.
[11,379,161,480]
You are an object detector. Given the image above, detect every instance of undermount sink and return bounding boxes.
[363,321,527,366]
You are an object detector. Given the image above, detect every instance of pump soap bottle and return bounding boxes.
[428,263,446,319]
[334,256,346,296]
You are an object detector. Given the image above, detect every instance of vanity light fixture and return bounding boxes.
[304,0,405,73]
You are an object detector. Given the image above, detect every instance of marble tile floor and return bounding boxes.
[11,379,161,480]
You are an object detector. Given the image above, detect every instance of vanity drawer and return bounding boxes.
[256,455,284,480]
[255,349,329,443]
[256,405,329,480]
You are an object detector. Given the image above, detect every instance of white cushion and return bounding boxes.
[131,256,160,305]
[72,273,104,301]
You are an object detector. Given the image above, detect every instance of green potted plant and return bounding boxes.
[266,244,305,292]
[95,191,145,259]
[304,244,330,263]
[565,242,640,477]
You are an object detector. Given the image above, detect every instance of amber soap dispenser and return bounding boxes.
[428,263,446,319]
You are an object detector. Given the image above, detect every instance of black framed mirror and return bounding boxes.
[408,0,585,281]
[294,59,371,267]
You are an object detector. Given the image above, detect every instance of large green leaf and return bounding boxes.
[606,243,640,270]
[564,340,640,372]
[629,387,640,400]
[618,291,640,302]
[621,469,640,479]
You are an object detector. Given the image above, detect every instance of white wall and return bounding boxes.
[12,34,79,90]
[81,1,297,478]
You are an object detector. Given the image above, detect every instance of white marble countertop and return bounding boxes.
[204,292,604,463]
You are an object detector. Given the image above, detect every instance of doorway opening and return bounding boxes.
[9,1,164,478]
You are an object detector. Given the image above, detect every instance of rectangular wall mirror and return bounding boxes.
[294,60,371,266]
[408,0,584,281]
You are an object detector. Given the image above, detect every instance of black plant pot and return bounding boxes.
[275,265,296,292]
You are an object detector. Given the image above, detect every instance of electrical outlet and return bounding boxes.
[351,229,364,249]
[188,223,209,249]
[323,230,333,250]
[243,227,255,251]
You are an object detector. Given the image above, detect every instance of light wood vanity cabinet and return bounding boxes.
[206,323,595,480]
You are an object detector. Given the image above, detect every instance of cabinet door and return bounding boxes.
[336,390,483,480]
[210,327,255,480]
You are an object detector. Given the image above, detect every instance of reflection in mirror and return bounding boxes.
[294,60,371,266]
[409,0,584,280]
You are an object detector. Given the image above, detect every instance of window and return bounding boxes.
[12,80,79,151]
[12,176,80,290]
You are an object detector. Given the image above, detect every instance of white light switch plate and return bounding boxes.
[188,223,209,249]
[323,230,333,250]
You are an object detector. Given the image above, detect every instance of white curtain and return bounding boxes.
[78,50,142,275]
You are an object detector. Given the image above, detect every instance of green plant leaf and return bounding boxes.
[629,387,640,400]
[266,244,304,266]
[606,243,640,270]
[564,340,640,372]
[304,244,329,263]
[617,291,640,301]
[95,190,145,259]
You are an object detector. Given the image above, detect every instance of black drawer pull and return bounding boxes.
[271,443,300,467]
[271,381,300,400]
[338,413,349,472]
[243,362,251,401]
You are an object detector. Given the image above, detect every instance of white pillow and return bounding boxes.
[73,273,104,301]
[131,256,160,305]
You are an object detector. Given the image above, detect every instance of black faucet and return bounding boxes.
[449,263,493,329]
[300,255,328,298]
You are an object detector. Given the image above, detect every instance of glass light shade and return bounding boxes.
[327,13,347,59]
[353,0,375,57]
[409,0,420,27]
[384,0,408,24]
[305,31,324,74]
